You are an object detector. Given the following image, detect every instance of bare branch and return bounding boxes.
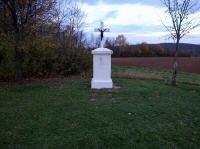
[161,0,200,40]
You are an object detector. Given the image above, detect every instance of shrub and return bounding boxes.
[0,37,92,80]
[55,48,92,76]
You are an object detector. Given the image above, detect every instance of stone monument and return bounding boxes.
[91,22,113,89]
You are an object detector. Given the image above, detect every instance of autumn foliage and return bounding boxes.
[105,36,165,57]
[0,0,91,80]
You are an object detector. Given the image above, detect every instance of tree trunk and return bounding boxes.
[15,33,23,81]
[171,39,179,85]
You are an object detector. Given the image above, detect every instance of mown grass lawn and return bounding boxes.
[0,66,200,149]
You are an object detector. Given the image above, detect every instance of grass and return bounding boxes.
[0,66,200,148]
[113,65,200,85]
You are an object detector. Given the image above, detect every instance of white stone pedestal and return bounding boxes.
[91,48,113,89]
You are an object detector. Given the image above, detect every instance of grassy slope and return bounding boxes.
[0,67,200,149]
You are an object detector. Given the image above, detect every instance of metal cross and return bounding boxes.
[95,21,110,42]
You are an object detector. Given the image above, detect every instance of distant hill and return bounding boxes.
[149,43,200,57]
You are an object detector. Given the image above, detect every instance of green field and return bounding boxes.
[0,66,200,148]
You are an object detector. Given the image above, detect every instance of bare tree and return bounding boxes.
[115,35,127,47]
[105,37,115,50]
[115,34,129,56]
[65,0,85,49]
[54,0,70,41]
[54,0,85,49]
[161,0,200,85]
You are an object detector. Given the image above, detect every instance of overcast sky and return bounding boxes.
[79,0,200,44]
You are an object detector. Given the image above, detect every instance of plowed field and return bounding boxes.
[112,57,200,74]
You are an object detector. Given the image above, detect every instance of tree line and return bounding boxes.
[0,0,91,80]
[104,35,165,57]
[103,35,194,57]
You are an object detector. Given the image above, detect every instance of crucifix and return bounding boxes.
[95,21,110,48]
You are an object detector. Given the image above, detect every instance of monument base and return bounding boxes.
[91,79,113,89]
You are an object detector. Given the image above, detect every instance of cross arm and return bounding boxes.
[94,28,101,32]
[103,28,110,32]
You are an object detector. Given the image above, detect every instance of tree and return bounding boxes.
[115,35,129,56]
[64,0,85,49]
[105,38,115,50]
[0,0,91,80]
[1,0,56,80]
[157,45,165,56]
[161,0,200,85]
[139,42,149,56]
[87,33,98,49]
[115,34,127,47]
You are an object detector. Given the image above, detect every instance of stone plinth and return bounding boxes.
[91,48,113,89]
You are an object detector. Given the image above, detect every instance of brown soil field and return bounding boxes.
[112,57,200,74]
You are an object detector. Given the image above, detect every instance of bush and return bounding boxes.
[22,37,57,77]
[0,34,15,79]
[0,48,15,79]
[0,37,92,80]
[55,48,92,76]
